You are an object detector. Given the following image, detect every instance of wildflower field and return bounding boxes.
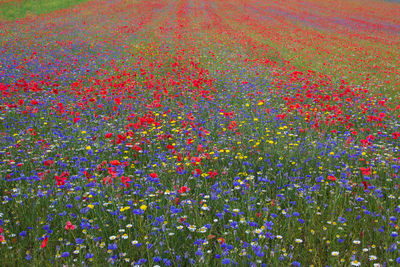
[1,0,400,265]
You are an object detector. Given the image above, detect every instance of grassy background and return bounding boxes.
[0,0,89,20]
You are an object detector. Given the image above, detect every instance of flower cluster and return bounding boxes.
[0,0,400,265]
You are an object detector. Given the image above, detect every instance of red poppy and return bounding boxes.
[178,186,189,194]
[362,181,371,190]
[327,175,336,181]
[43,160,53,166]
[360,167,371,176]
[65,221,76,230]
[110,160,121,166]
[41,237,48,248]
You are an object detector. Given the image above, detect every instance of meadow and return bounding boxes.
[0,0,400,265]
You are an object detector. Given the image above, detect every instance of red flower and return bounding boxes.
[193,168,202,176]
[149,173,158,178]
[41,236,48,248]
[121,176,131,187]
[197,144,203,152]
[362,181,371,190]
[55,175,67,186]
[65,221,76,230]
[327,175,336,181]
[44,160,53,166]
[217,237,225,244]
[178,186,189,194]
[191,157,201,164]
[114,98,122,105]
[105,133,113,138]
[109,160,121,166]
[187,113,195,121]
[360,167,371,176]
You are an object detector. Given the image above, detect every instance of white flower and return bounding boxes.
[201,205,210,211]
[353,240,361,244]
[331,251,339,256]
[198,227,207,233]
[295,239,303,243]
[109,235,116,241]
[254,229,262,234]
[351,260,361,266]
[369,255,377,261]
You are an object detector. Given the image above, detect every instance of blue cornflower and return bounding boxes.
[86,253,94,259]
[195,250,203,256]
[222,258,231,264]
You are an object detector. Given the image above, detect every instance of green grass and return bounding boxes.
[0,0,90,21]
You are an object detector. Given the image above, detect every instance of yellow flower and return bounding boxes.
[140,205,147,211]
[86,146,92,150]
[88,204,94,209]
